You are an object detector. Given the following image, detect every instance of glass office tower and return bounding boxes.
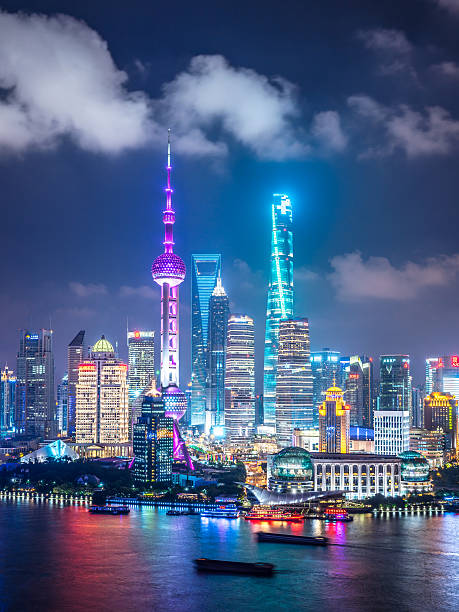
[191,254,221,426]
[263,194,294,427]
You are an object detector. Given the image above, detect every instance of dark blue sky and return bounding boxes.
[1,0,459,387]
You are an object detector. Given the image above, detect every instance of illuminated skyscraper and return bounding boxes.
[75,336,129,444]
[344,355,374,428]
[206,275,230,433]
[16,330,55,438]
[133,386,174,486]
[319,384,351,453]
[191,253,221,426]
[67,330,85,436]
[0,366,16,436]
[127,330,155,408]
[275,319,313,447]
[428,355,459,399]
[424,392,458,452]
[263,194,294,427]
[311,349,341,426]
[225,314,256,445]
[57,374,68,435]
[151,131,193,470]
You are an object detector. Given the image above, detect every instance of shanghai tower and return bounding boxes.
[263,194,294,427]
[151,131,193,470]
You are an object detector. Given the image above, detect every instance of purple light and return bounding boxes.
[152,253,186,287]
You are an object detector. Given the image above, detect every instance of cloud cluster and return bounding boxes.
[431,61,459,79]
[119,285,157,299]
[69,282,107,297]
[0,10,346,160]
[0,11,152,154]
[329,252,459,301]
[357,28,415,77]
[348,95,459,157]
[434,0,459,15]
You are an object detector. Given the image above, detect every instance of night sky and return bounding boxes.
[1,0,459,388]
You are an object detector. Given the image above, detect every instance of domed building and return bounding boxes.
[267,446,314,493]
[399,450,432,494]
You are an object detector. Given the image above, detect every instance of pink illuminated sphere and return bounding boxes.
[152,253,186,287]
[163,385,187,420]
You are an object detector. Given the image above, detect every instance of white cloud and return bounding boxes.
[311,111,347,152]
[0,11,152,154]
[159,54,308,160]
[434,0,459,14]
[431,61,459,79]
[329,252,459,301]
[0,10,345,160]
[294,267,319,282]
[119,285,158,299]
[348,95,459,157]
[358,28,412,56]
[69,282,107,297]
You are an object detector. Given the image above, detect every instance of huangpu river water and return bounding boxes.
[0,501,458,612]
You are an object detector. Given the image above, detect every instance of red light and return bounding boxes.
[79,364,96,371]
[437,359,444,368]
[403,362,409,369]
[349,373,359,379]
[134,331,140,338]
[451,356,459,367]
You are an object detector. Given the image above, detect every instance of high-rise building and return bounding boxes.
[56,374,68,435]
[16,330,55,438]
[345,355,373,428]
[225,314,256,445]
[75,336,129,444]
[375,355,411,455]
[67,330,85,436]
[275,319,313,447]
[127,330,155,409]
[0,366,16,436]
[206,275,229,433]
[428,355,459,399]
[318,384,350,453]
[411,386,423,428]
[424,391,458,452]
[311,349,341,425]
[133,387,174,486]
[151,131,193,471]
[263,194,294,427]
[191,253,221,426]
[410,428,447,467]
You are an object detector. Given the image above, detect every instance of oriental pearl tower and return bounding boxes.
[151,130,193,470]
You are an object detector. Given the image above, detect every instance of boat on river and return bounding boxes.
[194,558,274,576]
[89,505,130,515]
[244,506,304,523]
[200,503,240,518]
[257,532,328,546]
[322,507,353,522]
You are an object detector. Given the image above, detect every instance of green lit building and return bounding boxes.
[263,194,294,427]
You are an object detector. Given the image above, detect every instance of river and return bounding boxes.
[0,500,457,611]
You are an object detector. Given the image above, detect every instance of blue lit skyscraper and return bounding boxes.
[311,348,341,426]
[263,194,294,427]
[191,254,221,426]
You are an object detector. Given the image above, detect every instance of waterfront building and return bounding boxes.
[20,439,78,463]
[75,336,129,445]
[56,374,68,435]
[275,319,313,447]
[127,330,155,409]
[267,446,314,493]
[374,410,410,455]
[67,330,85,436]
[191,253,221,426]
[0,366,16,435]
[224,314,256,445]
[375,355,411,455]
[345,355,373,428]
[311,349,341,426]
[423,391,458,452]
[16,329,55,438]
[410,428,447,467]
[292,428,320,452]
[151,132,193,470]
[398,451,432,495]
[263,194,294,427]
[318,384,350,453]
[133,387,174,486]
[206,275,230,433]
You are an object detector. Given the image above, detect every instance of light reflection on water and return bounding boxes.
[0,502,458,612]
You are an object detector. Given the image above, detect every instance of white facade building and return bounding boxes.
[374,410,410,455]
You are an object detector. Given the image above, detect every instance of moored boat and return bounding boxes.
[194,558,274,576]
[200,503,240,519]
[322,507,353,522]
[257,532,328,546]
[244,505,304,523]
[89,505,130,515]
